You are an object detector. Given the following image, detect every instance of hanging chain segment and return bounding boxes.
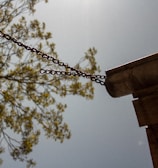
[0,30,106,86]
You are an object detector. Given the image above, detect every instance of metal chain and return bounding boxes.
[0,30,106,86]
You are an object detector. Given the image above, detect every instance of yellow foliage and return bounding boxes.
[0,0,101,167]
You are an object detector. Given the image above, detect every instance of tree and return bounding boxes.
[0,0,101,167]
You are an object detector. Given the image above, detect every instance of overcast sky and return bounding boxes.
[3,0,158,167]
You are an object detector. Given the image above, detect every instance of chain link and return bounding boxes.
[0,30,106,86]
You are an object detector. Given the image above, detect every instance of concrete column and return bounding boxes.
[146,126,158,168]
[132,87,158,168]
[105,53,158,168]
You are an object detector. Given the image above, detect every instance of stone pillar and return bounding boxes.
[146,126,158,168]
[105,53,158,168]
[132,86,158,168]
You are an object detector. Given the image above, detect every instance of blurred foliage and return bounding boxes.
[0,0,101,167]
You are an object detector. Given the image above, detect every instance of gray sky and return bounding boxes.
[3,0,158,167]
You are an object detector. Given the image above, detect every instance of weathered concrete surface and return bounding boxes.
[105,53,158,97]
[133,93,158,127]
[105,53,158,168]
[146,126,158,168]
